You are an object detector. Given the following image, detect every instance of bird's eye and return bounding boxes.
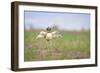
[46,27,51,31]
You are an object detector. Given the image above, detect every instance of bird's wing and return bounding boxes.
[36,34,44,39]
[40,31,47,35]
[36,31,46,39]
[51,31,57,35]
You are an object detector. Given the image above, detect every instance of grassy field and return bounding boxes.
[24,30,90,61]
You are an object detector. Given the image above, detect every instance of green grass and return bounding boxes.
[24,30,90,61]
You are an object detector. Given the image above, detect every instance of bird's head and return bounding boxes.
[46,27,51,32]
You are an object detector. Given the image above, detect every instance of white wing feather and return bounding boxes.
[36,31,47,39]
[40,31,47,35]
[51,31,57,35]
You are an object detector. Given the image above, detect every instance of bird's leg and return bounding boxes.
[45,40,47,49]
[48,40,52,49]
[49,40,53,56]
[45,40,49,49]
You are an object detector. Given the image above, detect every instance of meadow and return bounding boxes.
[24,30,90,61]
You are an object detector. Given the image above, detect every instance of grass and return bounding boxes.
[24,30,90,61]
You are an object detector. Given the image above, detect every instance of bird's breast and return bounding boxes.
[46,33,52,40]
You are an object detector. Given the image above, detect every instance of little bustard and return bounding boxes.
[36,27,62,41]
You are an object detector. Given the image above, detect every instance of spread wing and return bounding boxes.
[51,31,58,35]
[51,31,62,38]
[36,31,47,39]
[39,31,47,35]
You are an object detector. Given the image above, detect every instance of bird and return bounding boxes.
[36,27,62,41]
